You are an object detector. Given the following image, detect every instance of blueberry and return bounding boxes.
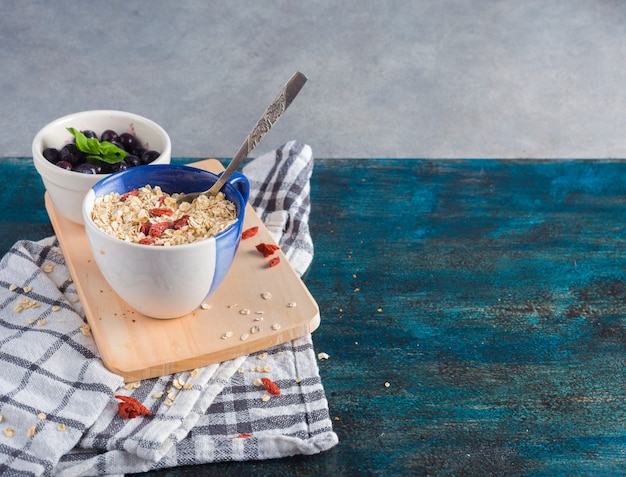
[81,129,97,139]
[119,132,140,152]
[125,155,141,167]
[100,130,119,143]
[43,148,60,164]
[111,160,129,172]
[60,144,81,165]
[55,160,73,170]
[74,163,98,174]
[141,150,160,165]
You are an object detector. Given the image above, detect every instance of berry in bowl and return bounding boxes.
[82,164,250,319]
[33,110,171,224]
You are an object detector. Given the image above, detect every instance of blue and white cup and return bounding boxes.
[82,164,249,319]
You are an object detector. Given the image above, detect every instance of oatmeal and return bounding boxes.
[91,185,238,245]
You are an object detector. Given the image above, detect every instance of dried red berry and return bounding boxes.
[115,395,152,419]
[139,221,151,235]
[119,190,139,202]
[148,221,171,238]
[255,243,280,258]
[261,377,281,396]
[138,237,154,245]
[242,227,259,239]
[173,214,190,230]
[269,257,280,267]
[150,207,173,217]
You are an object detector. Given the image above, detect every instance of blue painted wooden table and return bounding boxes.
[3,158,626,476]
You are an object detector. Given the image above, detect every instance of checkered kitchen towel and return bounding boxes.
[0,141,338,476]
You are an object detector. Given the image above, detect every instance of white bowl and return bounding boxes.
[82,164,250,319]
[33,110,171,224]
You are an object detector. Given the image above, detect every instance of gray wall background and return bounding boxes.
[3,1,626,159]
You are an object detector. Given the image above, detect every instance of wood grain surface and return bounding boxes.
[44,159,319,382]
[4,158,626,476]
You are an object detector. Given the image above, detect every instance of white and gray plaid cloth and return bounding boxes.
[0,141,338,476]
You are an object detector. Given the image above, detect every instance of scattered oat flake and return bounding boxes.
[263,365,272,372]
[183,383,193,390]
[237,367,245,373]
[221,331,234,340]
[9,285,17,292]
[43,263,54,273]
[38,413,46,420]
[27,426,36,438]
[201,302,210,310]
[190,369,198,377]
[81,324,92,336]
[124,383,135,391]
[25,318,35,324]
[287,302,297,308]
[271,323,281,330]
[384,381,391,388]
[253,378,262,386]
[250,325,261,334]
[258,352,268,360]
[261,395,271,402]
[295,377,302,383]
[165,399,174,406]
[318,352,330,360]
[261,292,272,300]
[23,286,32,293]
[240,333,249,341]
[52,305,61,312]
[153,392,164,399]
[227,304,239,308]
[4,428,14,437]
[37,319,47,326]
[239,308,251,315]
[58,424,66,431]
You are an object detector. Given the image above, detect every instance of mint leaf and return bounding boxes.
[98,141,129,163]
[66,127,128,164]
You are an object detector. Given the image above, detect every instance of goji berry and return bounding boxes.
[119,190,139,202]
[261,377,281,396]
[157,194,167,206]
[269,257,280,267]
[242,226,259,239]
[231,433,253,439]
[255,243,280,258]
[173,214,190,230]
[115,395,152,419]
[150,207,173,217]
[149,221,171,238]
[139,221,151,235]
[138,237,154,245]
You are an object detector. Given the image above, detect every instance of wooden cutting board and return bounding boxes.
[45,159,320,382]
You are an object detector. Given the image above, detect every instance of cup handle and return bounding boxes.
[227,171,250,204]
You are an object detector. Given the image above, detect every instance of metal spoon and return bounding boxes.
[177,71,308,204]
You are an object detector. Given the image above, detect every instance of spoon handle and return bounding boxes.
[207,71,308,196]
